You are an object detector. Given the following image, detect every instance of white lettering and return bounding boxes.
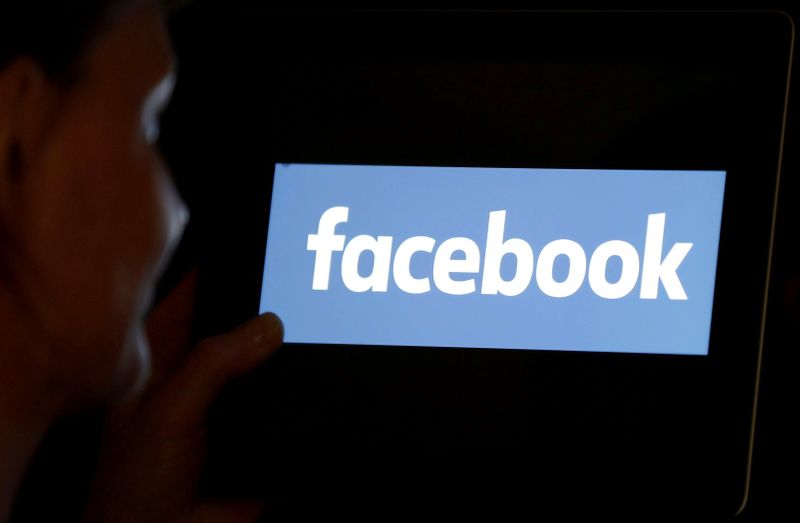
[588,240,640,299]
[307,207,693,301]
[393,236,436,294]
[433,237,481,295]
[536,239,587,298]
[307,206,349,290]
[640,213,693,300]
[481,210,534,296]
[341,235,393,292]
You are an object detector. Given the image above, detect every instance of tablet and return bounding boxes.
[190,9,793,518]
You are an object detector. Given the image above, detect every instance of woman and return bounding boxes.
[0,1,282,521]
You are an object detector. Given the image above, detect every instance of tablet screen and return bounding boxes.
[188,9,792,517]
[260,164,725,355]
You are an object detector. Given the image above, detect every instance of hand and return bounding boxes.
[83,270,283,523]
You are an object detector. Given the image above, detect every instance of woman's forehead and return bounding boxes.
[83,2,175,96]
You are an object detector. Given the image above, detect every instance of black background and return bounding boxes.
[11,3,800,522]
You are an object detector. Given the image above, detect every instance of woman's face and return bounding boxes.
[9,2,187,403]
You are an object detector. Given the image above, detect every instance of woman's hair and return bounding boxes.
[0,0,183,85]
[0,2,134,84]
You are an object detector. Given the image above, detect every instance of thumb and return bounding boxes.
[155,312,283,430]
[189,499,267,523]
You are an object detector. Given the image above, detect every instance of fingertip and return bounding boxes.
[257,311,284,344]
[241,313,283,367]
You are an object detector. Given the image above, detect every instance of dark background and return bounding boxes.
[11,3,800,521]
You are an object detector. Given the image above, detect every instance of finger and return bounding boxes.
[155,312,283,430]
[146,268,199,386]
[189,499,267,523]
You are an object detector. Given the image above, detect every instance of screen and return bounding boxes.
[260,163,725,355]
[191,11,792,518]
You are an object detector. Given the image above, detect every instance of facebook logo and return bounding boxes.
[307,207,691,300]
[260,164,726,355]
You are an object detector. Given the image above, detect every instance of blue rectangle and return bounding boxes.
[260,164,725,356]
